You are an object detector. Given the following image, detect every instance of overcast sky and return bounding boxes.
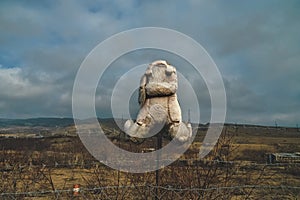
[0,0,299,126]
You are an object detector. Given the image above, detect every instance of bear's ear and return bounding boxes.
[166,65,175,76]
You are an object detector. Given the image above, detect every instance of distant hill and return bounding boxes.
[0,118,125,128]
[0,118,74,127]
[0,117,295,130]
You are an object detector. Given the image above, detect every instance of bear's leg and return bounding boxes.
[124,101,168,139]
[123,99,153,139]
[168,122,192,143]
[124,119,151,138]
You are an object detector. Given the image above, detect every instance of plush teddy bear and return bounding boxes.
[124,60,192,142]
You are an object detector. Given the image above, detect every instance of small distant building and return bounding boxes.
[267,152,300,164]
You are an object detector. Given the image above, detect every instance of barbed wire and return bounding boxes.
[1,160,299,198]
[209,160,300,166]
[1,159,300,170]
[1,184,300,197]
[149,184,300,191]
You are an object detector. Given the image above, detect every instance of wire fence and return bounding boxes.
[1,184,300,199]
[1,160,300,199]
[2,158,300,170]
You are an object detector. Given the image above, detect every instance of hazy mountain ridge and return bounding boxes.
[0,118,74,127]
[0,117,296,129]
[0,118,298,138]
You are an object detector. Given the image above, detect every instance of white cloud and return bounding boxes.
[0,67,46,98]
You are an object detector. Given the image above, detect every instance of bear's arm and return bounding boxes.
[146,70,178,97]
[138,75,147,105]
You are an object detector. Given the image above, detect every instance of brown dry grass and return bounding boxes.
[1,125,300,199]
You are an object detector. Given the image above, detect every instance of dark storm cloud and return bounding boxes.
[0,0,299,126]
[207,1,300,126]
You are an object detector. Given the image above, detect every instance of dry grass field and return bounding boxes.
[0,122,300,199]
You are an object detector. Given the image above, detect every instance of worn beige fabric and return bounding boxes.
[124,60,192,142]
